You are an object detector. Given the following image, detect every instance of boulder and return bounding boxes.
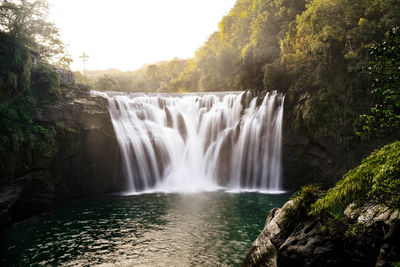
[242,200,295,266]
[244,199,400,267]
[276,217,346,267]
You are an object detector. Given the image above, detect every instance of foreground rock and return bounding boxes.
[243,200,400,266]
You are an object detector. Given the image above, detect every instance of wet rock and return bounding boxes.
[176,112,188,142]
[164,106,174,128]
[0,172,55,229]
[33,104,73,123]
[375,220,400,267]
[344,204,400,226]
[52,101,124,200]
[256,90,268,107]
[243,200,295,266]
[158,97,166,109]
[216,130,233,186]
[276,217,345,267]
[240,90,256,112]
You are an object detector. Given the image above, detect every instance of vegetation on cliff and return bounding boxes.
[311,141,400,215]
[0,0,69,182]
[273,17,400,264]
[358,27,400,139]
[283,20,399,264]
[308,26,400,217]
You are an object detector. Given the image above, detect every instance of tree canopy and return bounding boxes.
[0,0,71,67]
[158,0,400,142]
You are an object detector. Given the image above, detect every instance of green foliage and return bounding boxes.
[0,32,31,100]
[30,62,60,104]
[159,0,399,142]
[0,86,58,182]
[311,141,400,215]
[167,0,306,92]
[358,27,400,138]
[0,0,71,66]
[95,74,120,92]
[280,0,400,139]
[0,2,67,181]
[282,184,322,231]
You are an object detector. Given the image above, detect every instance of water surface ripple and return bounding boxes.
[0,192,289,266]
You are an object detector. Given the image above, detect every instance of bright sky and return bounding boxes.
[48,0,236,72]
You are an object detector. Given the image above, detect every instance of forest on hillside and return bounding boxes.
[89,0,399,143]
[75,58,188,93]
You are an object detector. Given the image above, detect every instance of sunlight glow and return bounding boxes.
[48,0,236,71]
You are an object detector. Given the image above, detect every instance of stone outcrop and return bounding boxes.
[243,200,400,267]
[243,200,295,267]
[43,92,124,200]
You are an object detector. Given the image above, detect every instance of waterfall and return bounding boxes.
[93,90,284,193]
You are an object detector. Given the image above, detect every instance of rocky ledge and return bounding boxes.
[243,199,400,267]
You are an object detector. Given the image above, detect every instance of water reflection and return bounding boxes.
[0,192,289,266]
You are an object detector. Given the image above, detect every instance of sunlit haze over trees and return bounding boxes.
[47,0,237,72]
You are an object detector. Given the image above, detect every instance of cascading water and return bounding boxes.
[92,90,284,193]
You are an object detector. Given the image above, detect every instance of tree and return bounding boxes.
[358,27,400,138]
[95,75,120,92]
[0,0,71,67]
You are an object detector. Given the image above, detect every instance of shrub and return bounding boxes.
[30,63,60,104]
[282,184,322,231]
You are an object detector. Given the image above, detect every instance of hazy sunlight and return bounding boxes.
[48,0,236,71]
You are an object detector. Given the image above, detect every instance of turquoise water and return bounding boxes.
[0,191,289,266]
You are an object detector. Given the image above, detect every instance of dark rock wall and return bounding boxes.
[0,90,124,228]
[280,99,376,191]
[281,127,340,190]
[49,95,124,200]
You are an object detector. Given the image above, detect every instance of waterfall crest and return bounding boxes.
[93,91,284,193]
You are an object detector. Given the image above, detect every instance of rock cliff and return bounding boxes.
[0,87,124,228]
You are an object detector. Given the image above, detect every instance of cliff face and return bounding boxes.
[0,88,124,228]
[41,93,124,200]
[281,127,339,190]
[280,99,376,191]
